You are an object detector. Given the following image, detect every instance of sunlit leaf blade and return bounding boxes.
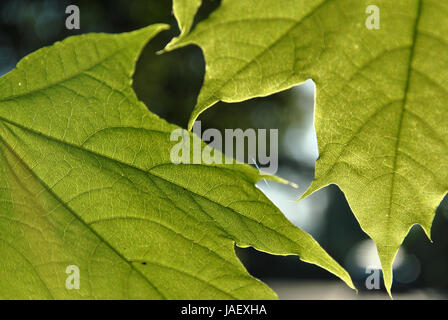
[167,0,448,294]
[0,25,354,299]
[165,0,202,50]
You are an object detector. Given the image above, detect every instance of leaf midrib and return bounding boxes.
[387,0,423,223]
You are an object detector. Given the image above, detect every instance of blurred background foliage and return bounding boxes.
[1,0,447,298]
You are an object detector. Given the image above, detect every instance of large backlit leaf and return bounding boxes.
[0,25,354,299]
[167,0,448,294]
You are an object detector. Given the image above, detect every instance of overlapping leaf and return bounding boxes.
[165,0,202,49]
[167,0,448,293]
[0,25,354,299]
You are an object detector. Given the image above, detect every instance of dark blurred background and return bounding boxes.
[1,0,447,299]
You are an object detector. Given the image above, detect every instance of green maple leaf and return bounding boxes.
[0,25,354,299]
[166,0,448,294]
